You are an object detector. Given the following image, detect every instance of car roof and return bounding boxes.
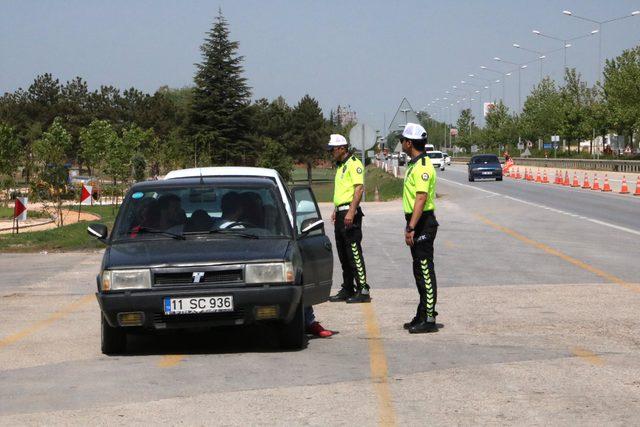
[129,176,276,191]
[165,166,280,180]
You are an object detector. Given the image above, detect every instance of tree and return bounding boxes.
[559,68,593,153]
[256,137,294,182]
[0,124,21,203]
[79,119,118,175]
[485,101,519,151]
[32,118,72,225]
[520,77,563,144]
[288,95,328,185]
[190,10,252,166]
[602,46,640,152]
[455,108,477,151]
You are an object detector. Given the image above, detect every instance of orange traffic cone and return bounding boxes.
[535,169,542,183]
[542,170,549,184]
[571,172,580,187]
[620,176,630,194]
[602,174,612,192]
[591,174,600,191]
[563,171,570,186]
[523,168,528,180]
[527,169,533,181]
[516,168,521,179]
[555,170,562,184]
[634,176,640,196]
[581,172,591,189]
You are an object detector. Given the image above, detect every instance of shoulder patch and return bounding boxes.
[421,172,430,181]
[356,167,363,174]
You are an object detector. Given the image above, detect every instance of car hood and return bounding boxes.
[470,163,501,169]
[105,238,291,269]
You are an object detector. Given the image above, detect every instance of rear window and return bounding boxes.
[426,152,443,159]
[473,155,499,164]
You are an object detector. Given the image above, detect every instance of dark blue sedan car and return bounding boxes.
[468,154,503,181]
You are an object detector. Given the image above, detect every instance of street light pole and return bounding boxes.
[513,43,547,81]
[563,9,640,80]
[532,29,599,75]
[493,57,528,112]
[480,66,512,103]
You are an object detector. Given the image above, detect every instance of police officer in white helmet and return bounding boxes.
[399,123,439,333]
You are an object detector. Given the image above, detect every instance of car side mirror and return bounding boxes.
[87,223,108,243]
[300,218,324,235]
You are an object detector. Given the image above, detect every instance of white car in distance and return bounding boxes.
[426,151,446,171]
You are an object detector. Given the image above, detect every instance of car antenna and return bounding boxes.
[199,169,204,185]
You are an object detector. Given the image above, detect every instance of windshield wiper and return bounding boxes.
[207,229,259,239]
[129,226,185,240]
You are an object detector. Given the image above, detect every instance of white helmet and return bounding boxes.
[401,123,427,140]
[327,134,348,150]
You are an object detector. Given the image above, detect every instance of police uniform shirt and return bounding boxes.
[403,153,437,214]
[334,156,364,206]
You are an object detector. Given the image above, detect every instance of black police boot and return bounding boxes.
[403,316,420,330]
[346,289,371,304]
[329,287,354,302]
[408,319,438,334]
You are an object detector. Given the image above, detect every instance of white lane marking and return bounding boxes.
[439,177,640,237]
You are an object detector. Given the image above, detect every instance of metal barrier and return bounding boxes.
[451,157,640,173]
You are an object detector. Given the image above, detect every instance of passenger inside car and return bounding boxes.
[184,209,212,233]
[157,193,186,230]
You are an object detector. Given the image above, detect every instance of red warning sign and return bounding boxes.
[14,197,27,221]
[80,184,93,205]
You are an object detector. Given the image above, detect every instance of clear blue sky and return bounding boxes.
[1,0,639,131]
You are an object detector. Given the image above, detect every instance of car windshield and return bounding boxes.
[113,183,290,241]
[426,152,443,159]
[473,155,499,164]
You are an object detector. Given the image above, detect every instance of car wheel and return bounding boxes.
[468,175,474,182]
[279,299,306,350]
[496,176,503,181]
[101,313,126,355]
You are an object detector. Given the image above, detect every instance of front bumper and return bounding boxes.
[96,285,302,330]
[471,169,502,178]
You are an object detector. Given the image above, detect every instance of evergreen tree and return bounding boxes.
[190,10,252,166]
[288,95,328,185]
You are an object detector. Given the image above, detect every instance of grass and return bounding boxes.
[291,168,334,183]
[0,206,50,219]
[0,205,119,253]
[308,165,403,203]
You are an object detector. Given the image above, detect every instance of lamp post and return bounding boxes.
[493,57,529,112]
[512,43,547,81]
[532,29,598,73]
[479,66,512,102]
[467,74,497,101]
[563,9,640,79]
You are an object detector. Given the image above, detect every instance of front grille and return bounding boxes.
[154,269,243,286]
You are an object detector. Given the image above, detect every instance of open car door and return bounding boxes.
[291,187,333,306]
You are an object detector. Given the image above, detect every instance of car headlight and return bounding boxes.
[245,262,294,284]
[101,269,151,291]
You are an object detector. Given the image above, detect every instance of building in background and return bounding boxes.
[335,105,357,127]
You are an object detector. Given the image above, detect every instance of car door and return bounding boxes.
[291,187,333,306]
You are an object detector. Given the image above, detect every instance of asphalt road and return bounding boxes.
[1,168,639,425]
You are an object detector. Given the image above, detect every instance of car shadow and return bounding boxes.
[119,324,328,356]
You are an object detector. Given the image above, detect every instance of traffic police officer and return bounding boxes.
[400,123,439,333]
[326,134,371,303]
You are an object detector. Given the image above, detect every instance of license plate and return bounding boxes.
[482,171,493,175]
[164,296,233,315]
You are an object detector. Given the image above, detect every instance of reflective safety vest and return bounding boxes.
[403,152,437,214]
[334,155,364,206]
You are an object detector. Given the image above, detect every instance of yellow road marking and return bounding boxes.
[362,303,397,427]
[475,214,640,293]
[158,355,185,368]
[0,294,94,350]
[571,347,605,366]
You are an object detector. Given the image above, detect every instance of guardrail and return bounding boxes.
[451,157,640,173]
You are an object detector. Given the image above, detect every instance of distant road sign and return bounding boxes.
[551,135,560,142]
[14,197,27,221]
[349,123,377,151]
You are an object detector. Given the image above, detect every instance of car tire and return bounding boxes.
[101,313,126,355]
[496,176,503,181]
[440,166,445,171]
[468,175,474,182]
[279,299,306,350]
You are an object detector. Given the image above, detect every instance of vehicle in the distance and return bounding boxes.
[442,152,451,166]
[89,167,332,354]
[425,143,435,152]
[426,150,446,171]
[467,154,503,181]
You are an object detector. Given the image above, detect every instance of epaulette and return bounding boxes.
[421,157,426,166]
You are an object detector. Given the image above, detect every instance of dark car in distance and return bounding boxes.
[88,168,332,354]
[468,154,503,181]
